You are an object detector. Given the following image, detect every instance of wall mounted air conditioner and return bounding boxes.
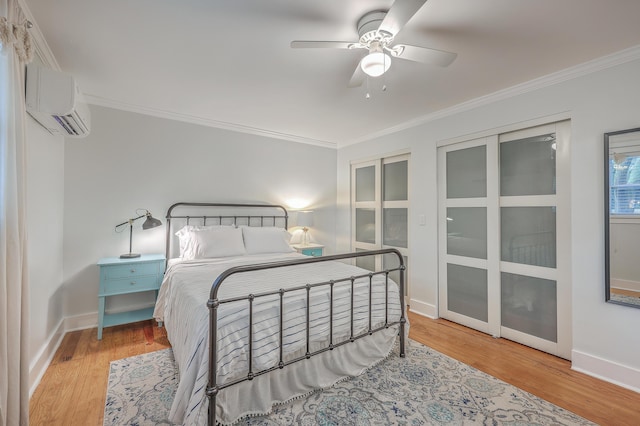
[26,64,91,138]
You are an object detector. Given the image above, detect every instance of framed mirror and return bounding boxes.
[605,127,640,308]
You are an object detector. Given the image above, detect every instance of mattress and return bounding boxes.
[153,252,404,425]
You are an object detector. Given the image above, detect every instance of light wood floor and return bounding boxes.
[611,287,640,298]
[30,312,640,425]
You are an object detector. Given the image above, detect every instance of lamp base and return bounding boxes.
[120,253,141,259]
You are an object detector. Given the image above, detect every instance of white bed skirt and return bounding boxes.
[191,325,401,425]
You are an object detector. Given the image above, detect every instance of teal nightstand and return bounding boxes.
[96,254,165,340]
[292,243,324,257]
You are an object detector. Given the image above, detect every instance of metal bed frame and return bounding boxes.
[164,202,406,426]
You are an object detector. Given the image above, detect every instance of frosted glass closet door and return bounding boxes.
[382,156,410,298]
[438,139,499,334]
[438,121,570,358]
[498,122,571,358]
[352,155,411,300]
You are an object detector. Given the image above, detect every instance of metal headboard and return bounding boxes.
[165,202,289,262]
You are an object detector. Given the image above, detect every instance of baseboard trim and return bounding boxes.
[408,298,437,319]
[28,312,98,397]
[28,318,65,397]
[571,349,640,393]
[611,278,640,292]
[64,311,98,332]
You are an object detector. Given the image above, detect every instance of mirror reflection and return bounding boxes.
[605,127,640,308]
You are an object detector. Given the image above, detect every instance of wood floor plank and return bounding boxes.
[51,331,81,364]
[30,314,640,425]
[142,321,155,345]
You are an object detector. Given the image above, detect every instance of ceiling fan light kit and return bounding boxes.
[290,0,457,87]
[360,42,391,77]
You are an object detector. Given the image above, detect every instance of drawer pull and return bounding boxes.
[130,269,136,273]
[130,281,136,285]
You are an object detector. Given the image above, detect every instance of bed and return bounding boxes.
[153,202,407,425]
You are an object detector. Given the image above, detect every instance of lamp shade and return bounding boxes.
[360,51,391,77]
[297,210,314,227]
[142,213,162,230]
[116,209,162,258]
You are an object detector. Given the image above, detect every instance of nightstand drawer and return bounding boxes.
[100,275,160,296]
[102,262,160,280]
[301,247,323,257]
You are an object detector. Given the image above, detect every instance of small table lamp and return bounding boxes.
[115,209,162,258]
[297,210,314,246]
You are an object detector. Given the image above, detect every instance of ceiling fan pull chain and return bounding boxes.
[366,74,371,99]
[382,54,387,92]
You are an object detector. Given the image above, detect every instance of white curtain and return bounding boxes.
[0,0,33,425]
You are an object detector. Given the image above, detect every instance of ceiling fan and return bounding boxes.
[291,0,457,87]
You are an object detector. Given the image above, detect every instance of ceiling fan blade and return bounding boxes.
[379,0,428,36]
[348,63,365,88]
[291,41,357,49]
[392,44,457,67]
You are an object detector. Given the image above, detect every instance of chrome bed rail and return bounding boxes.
[206,249,406,426]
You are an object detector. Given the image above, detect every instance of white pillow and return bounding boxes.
[241,226,295,254]
[183,227,246,259]
[175,225,235,257]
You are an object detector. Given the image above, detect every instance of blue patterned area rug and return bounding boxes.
[610,292,640,306]
[104,339,594,425]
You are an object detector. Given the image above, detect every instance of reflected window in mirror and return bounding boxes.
[605,127,640,308]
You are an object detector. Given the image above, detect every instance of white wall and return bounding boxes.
[337,57,640,390]
[26,115,65,391]
[610,222,640,290]
[62,105,337,320]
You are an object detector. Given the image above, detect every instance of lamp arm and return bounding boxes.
[114,213,148,230]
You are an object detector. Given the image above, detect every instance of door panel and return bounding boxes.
[500,134,556,196]
[447,207,488,259]
[355,208,376,244]
[447,263,488,322]
[383,208,408,247]
[383,161,408,201]
[355,165,376,202]
[446,145,487,198]
[500,206,556,268]
[501,272,557,342]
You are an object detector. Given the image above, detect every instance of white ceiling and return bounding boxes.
[22,0,640,148]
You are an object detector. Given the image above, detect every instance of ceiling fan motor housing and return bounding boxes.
[357,11,393,45]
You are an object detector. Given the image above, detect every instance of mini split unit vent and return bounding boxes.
[26,64,91,138]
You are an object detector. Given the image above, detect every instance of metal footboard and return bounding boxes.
[206,249,406,426]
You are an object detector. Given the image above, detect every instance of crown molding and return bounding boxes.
[84,94,337,149]
[18,0,60,70]
[340,44,640,149]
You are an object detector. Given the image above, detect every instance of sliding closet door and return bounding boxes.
[438,137,500,336]
[438,121,571,358]
[381,156,410,298]
[352,154,410,299]
[498,123,571,357]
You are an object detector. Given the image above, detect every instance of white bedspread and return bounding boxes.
[154,252,404,425]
